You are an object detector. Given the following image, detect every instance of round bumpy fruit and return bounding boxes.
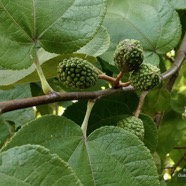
[117,116,144,141]
[129,63,161,91]
[114,39,144,72]
[57,57,99,89]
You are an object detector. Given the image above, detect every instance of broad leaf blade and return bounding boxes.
[86,127,160,186]
[2,116,83,161]
[168,0,186,10]
[3,115,160,185]
[102,0,181,65]
[0,144,82,186]
[0,0,106,69]
[77,26,110,57]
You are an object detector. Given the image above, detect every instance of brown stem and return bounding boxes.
[99,72,129,88]
[113,71,124,87]
[0,86,134,114]
[134,91,148,117]
[98,73,116,85]
[173,147,186,149]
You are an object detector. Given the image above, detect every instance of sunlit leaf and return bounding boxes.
[101,0,181,65]
[0,0,106,69]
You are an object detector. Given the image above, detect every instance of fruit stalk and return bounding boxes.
[81,99,96,140]
[134,91,148,117]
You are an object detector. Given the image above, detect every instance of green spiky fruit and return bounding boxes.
[114,39,144,72]
[117,116,144,140]
[129,63,161,91]
[57,57,99,89]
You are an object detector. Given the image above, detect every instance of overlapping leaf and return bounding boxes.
[0,144,82,186]
[0,0,106,70]
[102,0,181,65]
[168,0,186,9]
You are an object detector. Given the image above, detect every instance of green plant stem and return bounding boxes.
[33,48,54,94]
[134,91,148,117]
[81,100,96,140]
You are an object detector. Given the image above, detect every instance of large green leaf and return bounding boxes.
[0,144,82,186]
[168,0,186,10]
[0,0,106,70]
[2,115,160,185]
[143,89,171,115]
[101,0,181,65]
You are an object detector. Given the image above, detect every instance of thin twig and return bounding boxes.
[113,71,124,87]
[174,147,186,149]
[170,152,186,177]
[134,91,148,117]
[0,86,134,114]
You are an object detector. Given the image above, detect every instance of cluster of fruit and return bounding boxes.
[114,39,161,91]
[57,39,161,91]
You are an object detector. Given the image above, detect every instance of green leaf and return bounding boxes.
[0,119,10,148]
[0,49,57,88]
[143,89,171,114]
[102,0,181,65]
[77,26,110,57]
[157,118,186,160]
[0,0,106,70]
[0,84,34,128]
[170,92,186,114]
[63,92,139,134]
[2,115,160,185]
[2,116,82,161]
[168,0,186,10]
[0,144,82,186]
[139,114,158,153]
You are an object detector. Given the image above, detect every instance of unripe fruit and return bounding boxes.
[129,63,161,91]
[57,57,99,89]
[114,39,144,72]
[117,116,144,141]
